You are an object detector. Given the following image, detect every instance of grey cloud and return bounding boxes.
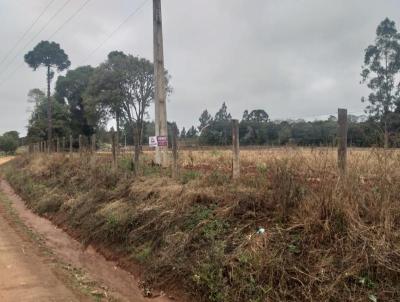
[0,0,399,135]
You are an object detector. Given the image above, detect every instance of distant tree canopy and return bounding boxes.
[178,102,386,147]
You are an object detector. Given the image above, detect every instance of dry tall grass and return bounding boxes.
[2,147,400,301]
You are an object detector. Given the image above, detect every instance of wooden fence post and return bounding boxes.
[338,108,348,174]
[232,119,240,179]
[91,134,96,153]
[79,135,83,155]
[172,124,179,179]
[111,128,117,169]
[69,135,73,154]
[56,137,60,153]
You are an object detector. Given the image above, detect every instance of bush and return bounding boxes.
[0,134,18,154]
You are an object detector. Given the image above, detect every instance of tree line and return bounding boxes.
[176,103,386,147]
[23,18,400,151]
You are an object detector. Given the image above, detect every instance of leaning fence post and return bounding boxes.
[111,128,117,169]
[232,119,240,179]
[172,124,179,179]
[338,108,348,174]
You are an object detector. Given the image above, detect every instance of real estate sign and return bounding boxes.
[149,136,168,147]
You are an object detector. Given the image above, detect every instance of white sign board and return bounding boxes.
[149,136,158,148]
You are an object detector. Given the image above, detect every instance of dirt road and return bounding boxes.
[0,190,84,301]
[0,157,173,302]
[0,156,14,165]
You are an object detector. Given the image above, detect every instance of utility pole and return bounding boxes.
[153,0,168,167]
[47,66,53,153]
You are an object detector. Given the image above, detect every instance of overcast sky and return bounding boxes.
[0,0,399,135]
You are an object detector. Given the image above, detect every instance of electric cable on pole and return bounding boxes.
[80,0,150,65]
[0,0,94,88]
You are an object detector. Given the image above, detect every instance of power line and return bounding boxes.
[0,0,151,88]
[80,0,150,65]
[0,0,57,69]
[0,0,93,88]
[48,0,93,40]
[0,0,73,79]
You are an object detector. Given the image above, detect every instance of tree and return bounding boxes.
[55,66,96,138]
[242,110,249,120]
[3,131,19,141]
[198,109,212,132]
[214,102,232,121]
[24,41,70,150]
[26,89,70,143]
[245,110,269,123]
[239,109,269,145]
[180,127,187,138]
[361,18,400,147]
[0,134,18,154]
[85,52,126,150]
[186,126,198,138]
[85,51,170,173]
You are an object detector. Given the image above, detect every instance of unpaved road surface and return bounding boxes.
[0,157,173,302]
[0,200,85,301]
[0,157,14,165]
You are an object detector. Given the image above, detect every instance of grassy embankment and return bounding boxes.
[1,148,400,302]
